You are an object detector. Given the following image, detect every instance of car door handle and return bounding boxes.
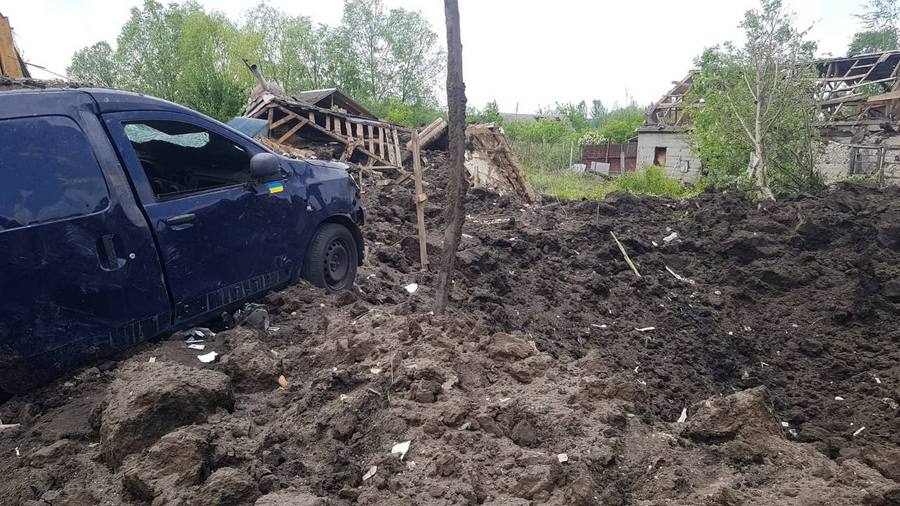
[97,234,124,271]
[163,214,195,226]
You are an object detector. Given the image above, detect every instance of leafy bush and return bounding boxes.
[504,119,577,144]
[578,130,606,145]
[615,166,705,198]
[597,110,643,143]
[364,98,444,128]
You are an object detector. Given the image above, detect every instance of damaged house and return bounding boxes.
[814,50,900,183]
[237,63,535,203]
[636,73,703,183]
[645,50,900,184]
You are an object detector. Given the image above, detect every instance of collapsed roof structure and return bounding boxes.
[642,73,694,131]
[815,50,900,132]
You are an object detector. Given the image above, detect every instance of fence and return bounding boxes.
[581,140,638,176]
[510,140,579,172]
[850,145,900,185]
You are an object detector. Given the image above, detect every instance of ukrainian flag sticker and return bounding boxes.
[266,182,285,194]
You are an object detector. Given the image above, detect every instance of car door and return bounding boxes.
[0,105,171,392]
[104,111,302,323]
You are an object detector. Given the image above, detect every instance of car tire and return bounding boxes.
[303,223,358,291]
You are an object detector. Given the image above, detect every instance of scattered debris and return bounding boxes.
[404,282,419,294]
[677,408,688,423]
[362,466,377,481]
[635,327,656,332]
[611,231,642,278]
[665,265,696,285]
[663,232,678,243]
[464,123,536,202]
[835,396,845,401]
[853,426,866,437]
[277,375,289,389]
[197,352,219,364]
[391,441,411,461]
[557,453,569,463]
[187,344,206,351]
[185,327,215,341]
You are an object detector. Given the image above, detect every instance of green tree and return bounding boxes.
[66,0,446,122]
[177,10,249,120]
[589,99,608,127]
[690,0,819,197]
[468,100,501,123]
[385,7,444,105]
[67,42,119,87]
[848,0,899,55]
[241,4,317,93]
[115,0,188,101]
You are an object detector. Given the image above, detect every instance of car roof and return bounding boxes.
[82,88,197,115]
[0,85,196,114]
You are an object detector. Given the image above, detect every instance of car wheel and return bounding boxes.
[303,223,358,291]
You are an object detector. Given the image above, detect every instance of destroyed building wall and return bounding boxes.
[816,136,900,184]
[636,130,702,182]
[816,140,853,182]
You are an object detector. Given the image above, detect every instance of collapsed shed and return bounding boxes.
[636,72,702,182]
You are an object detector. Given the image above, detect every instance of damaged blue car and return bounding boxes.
[0,88,365,393]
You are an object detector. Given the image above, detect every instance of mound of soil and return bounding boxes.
[1,155,898,504]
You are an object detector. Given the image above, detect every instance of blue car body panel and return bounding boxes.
[0,89,363,393]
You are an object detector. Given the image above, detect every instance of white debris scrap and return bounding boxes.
[391,440,411,461]
[187,344,206,351]
[665,266,696,285]
[370,367,383,375]
[148,357,156,363]
[852,426,866,437]
[663,232,678,243]
[557,453,569,463]
[677,408,688,423]
[197,351,218,363]
[635,327,656,332]
[404,283,419,294]
[834,396,845,401]
[363,466,377,481]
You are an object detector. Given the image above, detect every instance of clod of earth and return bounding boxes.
[99,362,233,468]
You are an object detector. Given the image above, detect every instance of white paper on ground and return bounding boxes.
[198,351,218,363]
[391,440,411,460]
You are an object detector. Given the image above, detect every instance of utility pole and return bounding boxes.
[434,0,468,314]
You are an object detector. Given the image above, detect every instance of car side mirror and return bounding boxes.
[250,152,281,180]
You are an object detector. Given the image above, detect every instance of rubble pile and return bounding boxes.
[1,156,899,504]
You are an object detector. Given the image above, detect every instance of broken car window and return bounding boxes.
[0,115,110,232]
[123,120,251,200]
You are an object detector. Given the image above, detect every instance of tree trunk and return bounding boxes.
[434,0,468,315]
[752,79,774,201]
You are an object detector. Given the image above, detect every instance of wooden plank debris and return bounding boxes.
[411,131,429,271]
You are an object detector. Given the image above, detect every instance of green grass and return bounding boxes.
[511,139,705,200]
[523,165,616,200]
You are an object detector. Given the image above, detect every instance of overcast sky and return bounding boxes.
[5,0,859,113]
